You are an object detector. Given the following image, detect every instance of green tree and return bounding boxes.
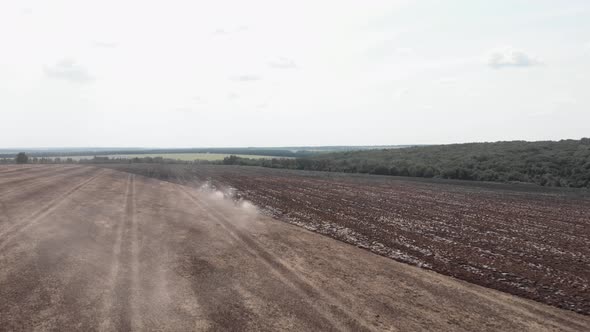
[16,152,28,164]
[223,155,239,165]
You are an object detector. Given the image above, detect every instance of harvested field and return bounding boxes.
[103,164,590,316]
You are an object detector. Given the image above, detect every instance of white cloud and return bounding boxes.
[393,88,408,100]
[93,41,118,48]
[193,96,206,104]
[230,75,261,82]
[437,77,458,85]
[486,47,541,69]
[43,59,94,83]
[552,94,577,105]
[213,25,248,35]
[268,57,297,69]
[392,47,414,56]
[174,107,193,114]
[228,92,239,100]
[366,41,415,58]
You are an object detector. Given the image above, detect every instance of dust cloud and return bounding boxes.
[194,181,263,228]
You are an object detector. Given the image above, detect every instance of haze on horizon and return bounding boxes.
[1,0,589,148]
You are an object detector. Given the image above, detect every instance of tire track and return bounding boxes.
[0,169,105,252]
[0,164,61,176]
[0,166,61,186]
[0,166,45,175]
[0,165,78,188]
[129,175,143,331]
[99,174,132,332]
[0,200,12,229]
[179,186,374,332]
[105,174,143,332]
[0,167,39,177]
[0,166,89,200]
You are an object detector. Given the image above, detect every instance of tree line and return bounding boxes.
[0,148,317,159]
[1,155,194,165]
[221,139,590,188]
[7,138,590,188]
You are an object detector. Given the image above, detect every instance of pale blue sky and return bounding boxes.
[1,0,589,147]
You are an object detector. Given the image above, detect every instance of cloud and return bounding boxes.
[193,96,206,104]
[486,47,541,69]
[437,77,458,85]
[43,59,94,83]
[268,57,297,69]
[230,75,261,82]
[174,107,193,114]
[228,92,239,100]
[552,94,576,105]
[393,88,408,100]
[366,39,415,58]
[213,26,248,35]
[93,41,118,48]
[392,47,414,56]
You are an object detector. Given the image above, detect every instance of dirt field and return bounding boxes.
[101,164,590,316]
[1,165,589,331]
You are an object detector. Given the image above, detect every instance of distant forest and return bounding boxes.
[4,139,589,188]
[223,139,590,188]
[0,145,410,159]
[0,148,311,159]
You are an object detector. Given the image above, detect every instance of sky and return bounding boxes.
[1,0,589,148]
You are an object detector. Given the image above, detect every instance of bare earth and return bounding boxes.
[0,165,588,331]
